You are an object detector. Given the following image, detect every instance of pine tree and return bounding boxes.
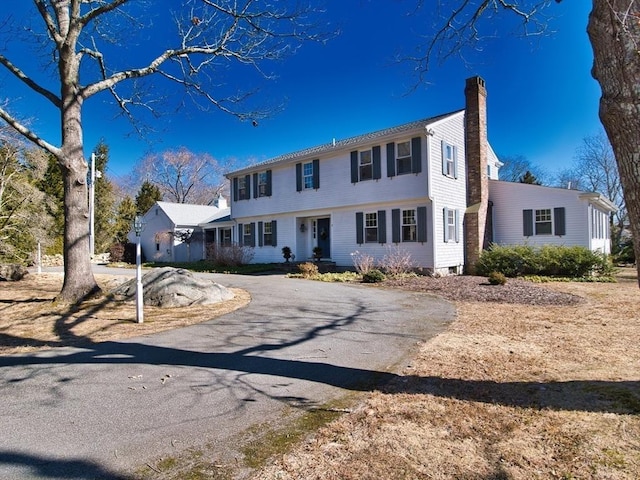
[136,180,163,215]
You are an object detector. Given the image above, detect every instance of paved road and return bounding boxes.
[0,268,454,479]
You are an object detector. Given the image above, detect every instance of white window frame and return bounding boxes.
[359,149,373,181]
[535,209,552,235]
[238,177,248,199]
[365,212,378,243]
[303,162,314,189]
[402,209,417,242]
[443,142,456,177]
[257,172,268,197]
[243,224,252,245]
[263,221,273,246]
[396,140,412,175]
[221,228,232,246]
[447,209,456,242]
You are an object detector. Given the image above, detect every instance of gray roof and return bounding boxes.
[229,109,463,175]
[154,201,227,226]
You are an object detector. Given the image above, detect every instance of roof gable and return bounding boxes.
[152,201,224,226]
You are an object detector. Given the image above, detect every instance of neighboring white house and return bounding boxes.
[129,198,230,262]
[221,76,616,273]
[489,180,617,254]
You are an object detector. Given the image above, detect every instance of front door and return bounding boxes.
[317,218,331,259]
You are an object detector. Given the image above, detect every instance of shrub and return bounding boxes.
[476,244,538,277]
[487,271,507,285]
[362,269,386,283]
[108,242,125,263]
[477,244,613,279]
[206,243,254,267]
[379,245,414,276]
[298,262,319,278]
[350,250,375,274]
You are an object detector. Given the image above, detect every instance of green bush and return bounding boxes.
[487,271,507,285]
[362,269,386,283]
[477,244,613,279]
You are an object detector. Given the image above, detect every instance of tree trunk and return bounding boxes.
[588,0,640,286]
[56,37,100,303]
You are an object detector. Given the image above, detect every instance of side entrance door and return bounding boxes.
[317,217,331,259]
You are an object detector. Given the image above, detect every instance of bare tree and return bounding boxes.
[134,147,228,204]
[498,154,547,184]
[562,133,626,254]
[0,1,326,302]
[410,0,640,285]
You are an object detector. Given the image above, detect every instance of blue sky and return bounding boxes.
[2,1,602,181]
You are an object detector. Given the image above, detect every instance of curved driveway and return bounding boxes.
[0,269,454,479]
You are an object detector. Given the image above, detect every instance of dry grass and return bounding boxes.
[2,270,639,479]
[252,270,640,480]
[0,273,250,355]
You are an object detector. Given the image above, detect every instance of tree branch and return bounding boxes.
[0,105,61,158]
[0,54,62,108]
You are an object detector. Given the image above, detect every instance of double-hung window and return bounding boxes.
[221,228,232,246]
[257,172,268,197]
[443,142,456,177]
[303,162,314,189]
[238,177,248,199]
[402,209,417,242]
[447,209,456,241]
[396,140,412,175]
[359,150,373,181]
[243,224,252,246]
[535,209,552,235]
[263,221,273,246]
[365,212,378,243]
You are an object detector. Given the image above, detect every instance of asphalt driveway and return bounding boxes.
[0,270,454,479]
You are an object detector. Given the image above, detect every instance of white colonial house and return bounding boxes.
[219,76,616,274]
[130,198,230,263]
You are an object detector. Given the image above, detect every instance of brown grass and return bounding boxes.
[0,273,250,355]
[2,270,639,479]
[252,271,640,480]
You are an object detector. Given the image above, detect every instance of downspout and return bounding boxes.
[425,126,436,272]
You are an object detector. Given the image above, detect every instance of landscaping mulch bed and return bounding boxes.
[383,275,583,305]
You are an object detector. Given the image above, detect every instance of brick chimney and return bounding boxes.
[463,76,489,274]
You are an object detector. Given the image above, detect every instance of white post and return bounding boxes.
[89,152,96,257]
[135,235,144,324]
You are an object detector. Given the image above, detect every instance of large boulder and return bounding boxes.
[111,267,234,307]
[0,264,29,281]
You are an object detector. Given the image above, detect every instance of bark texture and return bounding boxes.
[588,0,640,285]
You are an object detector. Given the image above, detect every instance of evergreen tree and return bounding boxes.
[113,196,137,244]
[519,171,542,185]
[91,141,116,253]
[37,154,65,254]
[136,180,162,215]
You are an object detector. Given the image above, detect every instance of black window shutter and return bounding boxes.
[554,207,566,236]
[392,208,401,243]
[411,137,422,174]
[386,142,396,177]
[266,170,272,196]
[271,220,277,246]
[249,222,256,247]
[258,221,264,247]
[453,146,458,179]
[296,163,302,192]
[244,174,250,200]
[350,151,359,183]
[523,209,534,236]
[312,159,320,189]
[233,177,238,202]
[378,210,387,243]
[356,212,364,244]
[417,206,427,243]
[238,223,243,245]
[454,209,460,242]
[372,145,382,180]
[253,173,258,199]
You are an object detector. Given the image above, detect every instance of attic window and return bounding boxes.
[155,208,159,215]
